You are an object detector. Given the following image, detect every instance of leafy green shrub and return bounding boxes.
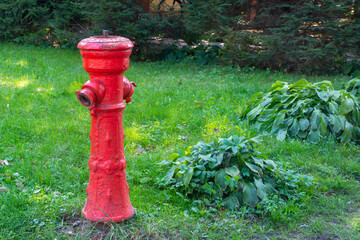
[344,61,360,78]
[0,0,89,47]
[241,79,360,144]
[345,77,360,99]
[158,136,313,210]
[161,44,223,65]
[1,0,358,72]
[0,0,49,41]
[180,0,360,73]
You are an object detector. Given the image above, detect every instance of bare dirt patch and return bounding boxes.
[56,213,113,239]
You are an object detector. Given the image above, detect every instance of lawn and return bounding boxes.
[0,43,359,239]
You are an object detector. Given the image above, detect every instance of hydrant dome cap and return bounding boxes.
[77,36,134,51]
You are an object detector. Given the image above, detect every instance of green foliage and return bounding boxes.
[1,0,359,72]
[0,0,48,40]
[344,61,360,78]
[159,136,313,210]
[160,44,223,65]
[241,79,360,144]
[251,1,360,73]
[0,0,89,47]
[0,0,161,53]
[181,0,242,43]
[181,0,360,73]
[345,77,360,99]
[88,1,142,40]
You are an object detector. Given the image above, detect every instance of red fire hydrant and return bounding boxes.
[76,30,136,222]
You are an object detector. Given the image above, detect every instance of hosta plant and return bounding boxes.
[241,79,360,144]
[344,77,360,99]
[158,136,313,209]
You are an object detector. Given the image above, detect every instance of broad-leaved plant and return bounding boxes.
[241,79,360,144]
[158,136,313,209]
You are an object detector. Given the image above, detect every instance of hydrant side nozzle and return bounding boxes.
[76,79,105,109]
[76,88,97,109]
[123,77,136,103]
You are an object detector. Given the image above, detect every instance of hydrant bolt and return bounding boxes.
[103,30,109,38]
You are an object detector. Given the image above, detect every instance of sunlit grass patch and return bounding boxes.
[349,216,360,232]
[15,59,28,67]
[203,114,232,138]
[0,74,32,88]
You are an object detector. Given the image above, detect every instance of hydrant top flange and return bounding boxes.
[77,32,134,73]
[77,36,134,51]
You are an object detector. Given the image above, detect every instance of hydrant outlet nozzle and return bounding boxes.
[76,79,105,109]
[76,88,96,108]
[123,77,137,103]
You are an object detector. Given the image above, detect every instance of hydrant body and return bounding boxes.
[76,33,135,222]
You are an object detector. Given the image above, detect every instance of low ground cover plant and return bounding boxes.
[241,79,360,144]
[159,136,313,210]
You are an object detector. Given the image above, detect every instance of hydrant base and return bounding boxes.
[82,207,135,222]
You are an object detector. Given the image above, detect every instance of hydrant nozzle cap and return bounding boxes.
[77,34,134,51]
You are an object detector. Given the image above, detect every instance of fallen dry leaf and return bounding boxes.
[145,145,155,150]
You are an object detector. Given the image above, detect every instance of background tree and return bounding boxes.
[0,0,358,73]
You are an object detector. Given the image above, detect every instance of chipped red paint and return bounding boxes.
[76,34,135,222]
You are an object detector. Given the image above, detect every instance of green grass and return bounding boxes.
[0,42,359,239]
